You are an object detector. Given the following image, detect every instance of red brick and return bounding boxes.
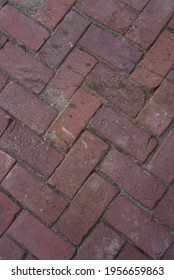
[0,0,7,8]
[168,15,174,29]
[101,149,165,208]
[55,173,117,245]
[90,106,157,162]
[0,34,7,49]
[104,196,173,259]
[76,0,137,34]
[2,164,67,225]
[0,109,11,136]
[42,48,97,109]
[162,243,174,260]
[0,42,53,94]
[0,150,15,183]
[131,31,174,89]
[80,25,143,72]
[49,131,108,198]
[0,236,24,260]
[120,0,149,11]
[147,129,174,183]
[75,223,124,259]
[35,0,75,29]
[0,121,64,178]
[0,192,20,235]
[8,212,75,260]
[0,5,49,51]
[39,11,90,68]
[85,62,145,117]
[0,70,7,90]
[0,81,57,134]
[116,244,150,260]
[136,71,174,136]
[155,185,174,231]
[46,88,101,150]
[126,0,174,49]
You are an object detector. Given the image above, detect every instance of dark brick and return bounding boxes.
[0,34,7,49]
[79,25,143,72]
[49,131,108,198]
[55,173,117,245]
[0,0,7,8]
[162,243,174,260]
[0,236,24,260]
[0,109,11,137]
[8,211,75,260]
[0,121,64,178]
[0,150,15,183]
[116,244,150,260]
[0,70,7,90]
[120,0,149,11]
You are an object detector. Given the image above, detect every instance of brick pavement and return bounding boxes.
[0,0,174,260]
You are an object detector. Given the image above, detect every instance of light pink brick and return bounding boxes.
[75,223,125,259]
[0,81,57,134]
[0,236,24,260]
[101,149,166,208]
[76,0,137,34]
[39,11,90,68]
[0,121,64,178]
[136,71,174,136]
[42,48,97,109]
[104,196,173,259]
[147,129,174,183]
[0,5,50,51]
[55,173,117,245]
[8,212,75,260]
[126,0,174,49]
[90,106,157,162]
[0,192,20,236]
[131,31,174,89]
[85,62,145,117]
[35,0,76,29]
[2,164,67,225]
[49,131,108,198]
[46,88,101,150]
[80,25,143,72]
[0,42,53,94]
[0,150,15,183]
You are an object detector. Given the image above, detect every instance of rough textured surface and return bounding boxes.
[0,0,174,260]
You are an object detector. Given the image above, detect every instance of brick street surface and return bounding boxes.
[0,0,174,260]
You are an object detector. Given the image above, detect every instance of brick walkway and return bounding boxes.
[0,0,174,260]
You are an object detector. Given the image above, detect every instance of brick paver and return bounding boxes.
[0,0,174,260]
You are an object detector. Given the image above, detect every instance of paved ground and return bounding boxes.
[0,0,174,260]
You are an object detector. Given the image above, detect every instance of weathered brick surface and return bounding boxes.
[131,31,174,89]
[101,149,166,208]
[0,109,11,137]
[104,196,173,259]
[35,0,75,29]
[0,5,50,50]
[0,42,53,94]
[0,70,7,90]
[46,88,101,150]
[0,121,64,178]
[0,150,15,183]
[155,184,174,231]
[136,71,174,136]
[90,106,157,162]
[85,62,145,117]
[55,173,117,245]
[75,223,124,260]
[0,236,24,260]
[39,11,90,68]
[120,0,149,11]
[147,129,174,183]
[162,243,174,260]
[49,131,108,198]
[0,192,20,236]
[0,34,7,48]
[8,212,75,260]
[0,0,7,8]
[126,0,174,49]
[116,244,150,260]
[8,0,45,14]
[1,164,67,225]
[168,15,174,29]
[76,0,137,34]
[0,81,57,134]
[79,25,143,72]
[42,49,97,109]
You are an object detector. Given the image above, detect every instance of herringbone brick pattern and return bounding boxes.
[0,0,174,260]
